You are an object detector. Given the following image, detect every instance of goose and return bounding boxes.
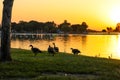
[70,48,81,55]
[48,45,55,56]
[53,43,59,52]
[29,45,42,56]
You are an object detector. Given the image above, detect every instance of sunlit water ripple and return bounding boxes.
[10,33,120,59]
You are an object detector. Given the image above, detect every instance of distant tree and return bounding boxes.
[37,22,45,33]
[11,20,46,33]
[107,27,113,34]
[71,24,81,33]
[115,23,120,32]
[11,22,17,32]
[27,20,41,33]
[12,21,28,32]
[0,0,14,62]
[58,20,71,33]
[44,21,57,33]
[11,20,90,34]
[19,21,28,32]
[11,20,58,33]
[102,29,107,32]
[80,22,88,33]
[11,22,21,32]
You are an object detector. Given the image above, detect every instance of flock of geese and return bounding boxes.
[29,43,81,56]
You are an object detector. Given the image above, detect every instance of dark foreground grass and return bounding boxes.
[0,49,120,80]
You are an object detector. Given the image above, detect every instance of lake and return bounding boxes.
[11,33,120,59]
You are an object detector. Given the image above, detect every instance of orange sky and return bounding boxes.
[1,0,120,30]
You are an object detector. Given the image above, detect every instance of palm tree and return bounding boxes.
[0,0,14,62]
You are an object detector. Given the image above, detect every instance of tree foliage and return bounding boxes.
[11,20,88,34]
[58,20,71,33]
[115,23,120,32]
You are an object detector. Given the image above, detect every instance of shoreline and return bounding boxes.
[10,32,120,36]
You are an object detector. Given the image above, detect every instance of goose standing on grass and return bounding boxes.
[70,48,81,55]
[48,45,55,56]
[29,45,42,56]
[53,43,59,52]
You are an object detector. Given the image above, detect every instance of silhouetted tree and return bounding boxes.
[11,22,17,32]
[58,20,71,33]
[27,20,40,33]
[107,27,112,34]
[11,20,57,33]
[12,21,27,32]
[71,22,88,33]
[19,21,28,32]
[44,21,57,33]
[115,23,120,32]
[71,24,81,33]
[11,20,90,34]
[0,0,14,62]
[102,29,107,32]
[80,22,88,33]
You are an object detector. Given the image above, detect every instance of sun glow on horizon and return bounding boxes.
[110,6,120,23]
[1,0,120,30]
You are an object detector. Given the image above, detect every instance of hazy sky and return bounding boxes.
[0,0,120,30]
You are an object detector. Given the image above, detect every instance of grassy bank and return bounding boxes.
[0,49,120,80]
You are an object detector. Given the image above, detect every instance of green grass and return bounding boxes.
[0,48,120,80]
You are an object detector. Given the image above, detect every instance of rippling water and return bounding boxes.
[11,34,120,59]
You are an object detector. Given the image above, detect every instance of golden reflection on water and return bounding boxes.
[11,34,120,59]
[115,35,120,58]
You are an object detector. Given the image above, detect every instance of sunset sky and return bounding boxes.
[0,0,120,30]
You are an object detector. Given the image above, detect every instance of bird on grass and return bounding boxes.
[48,45,55,56]
[53,43,59,52]
[70,48,81,55]
[29,45,42,56]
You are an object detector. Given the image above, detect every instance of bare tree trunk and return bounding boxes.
[0,0,14,62]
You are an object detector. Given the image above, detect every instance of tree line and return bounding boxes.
[102,23,120,32]
[11,20,88,34]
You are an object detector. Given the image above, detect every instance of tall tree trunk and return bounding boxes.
[0,0,14,62]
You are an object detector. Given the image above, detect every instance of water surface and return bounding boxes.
[11,34,120,59]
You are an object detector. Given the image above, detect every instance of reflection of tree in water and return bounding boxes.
[11,34,56,49]
[81,35,87,54]
[11,34,55,41]
[42,34,55,41]
[81,35,87,46]
[63,34,70,53]
[12,38,27,49]
[18,39,25,49]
